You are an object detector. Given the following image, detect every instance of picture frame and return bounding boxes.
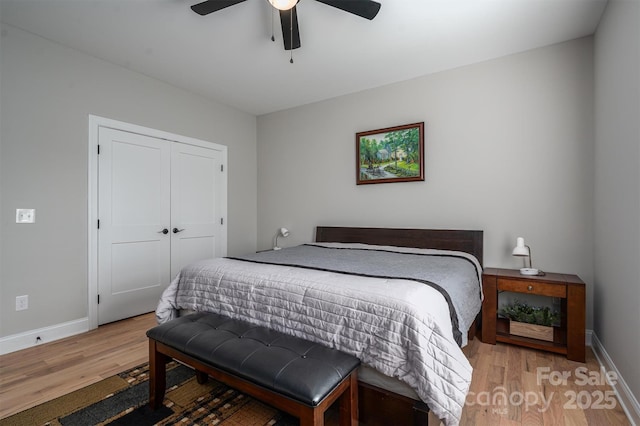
[356,122,424,185]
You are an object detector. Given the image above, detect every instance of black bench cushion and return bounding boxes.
[147,312,360,407]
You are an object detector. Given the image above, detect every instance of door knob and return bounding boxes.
[173,228,185,233]
[158,228,169,235]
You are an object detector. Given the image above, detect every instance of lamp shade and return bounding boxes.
[512,237,530,256]
[279,227,290,238]
[268,0,297,10]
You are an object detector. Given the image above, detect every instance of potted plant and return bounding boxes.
[499,300,560,342]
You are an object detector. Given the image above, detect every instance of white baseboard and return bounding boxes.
[0,317,89,355]
[591,332,640,426]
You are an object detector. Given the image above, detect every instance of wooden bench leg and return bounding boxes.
[149,339,169,409]
[300,371,358,426]
[299,407,324,426]
[196,370,208,384]
[339,372,358,426]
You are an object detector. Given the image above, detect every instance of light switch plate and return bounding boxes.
[16,209,35,223]
[16,295,28,311]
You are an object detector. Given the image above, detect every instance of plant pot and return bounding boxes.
[509,320,554,342]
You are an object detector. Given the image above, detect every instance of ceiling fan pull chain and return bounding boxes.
[289,12,294,63]
[271,7,275,42]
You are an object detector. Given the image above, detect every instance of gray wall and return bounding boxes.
[0,24,257,337]
[594,0,640,402]
[1,3,638,407]
[257,38,595,329]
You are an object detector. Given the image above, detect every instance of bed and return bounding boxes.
[156,226,483,425]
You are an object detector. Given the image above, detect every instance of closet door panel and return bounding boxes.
[170,143,223,278]
[97,128,171,325]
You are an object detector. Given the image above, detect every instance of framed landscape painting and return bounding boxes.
[356,122,424,185]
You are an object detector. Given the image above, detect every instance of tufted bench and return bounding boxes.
[147,312,360,426]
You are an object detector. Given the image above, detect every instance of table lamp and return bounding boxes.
[273,227,290,250]
[512,237,539,275]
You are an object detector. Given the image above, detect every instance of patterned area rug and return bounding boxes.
[0,362,300,426]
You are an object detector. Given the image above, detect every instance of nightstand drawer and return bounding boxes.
[497,278,566,298]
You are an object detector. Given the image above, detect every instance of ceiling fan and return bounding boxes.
[190,0,382,51]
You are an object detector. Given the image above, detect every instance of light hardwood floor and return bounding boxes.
[0,313,631,425]
[0,313,157,418]
[460,335,630,425]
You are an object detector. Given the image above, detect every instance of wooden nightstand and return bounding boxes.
[481,267,586,362]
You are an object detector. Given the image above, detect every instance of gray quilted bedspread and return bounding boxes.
[156,243,482,425]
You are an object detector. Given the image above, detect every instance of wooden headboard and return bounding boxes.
[315,226,483,266]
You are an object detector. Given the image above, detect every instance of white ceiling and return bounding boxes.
[1,0,607,115]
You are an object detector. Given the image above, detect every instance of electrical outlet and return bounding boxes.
[16,209,35,223]
[16,295,28,311]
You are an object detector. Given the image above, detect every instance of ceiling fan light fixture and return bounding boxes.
[269,0,297,11]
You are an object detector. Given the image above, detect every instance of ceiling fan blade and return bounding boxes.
[191,0,247,16]
[315,0,381,20]
[280,6,301,51]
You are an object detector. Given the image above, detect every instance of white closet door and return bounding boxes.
[170,143,224,278]
[97,128,171,325]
